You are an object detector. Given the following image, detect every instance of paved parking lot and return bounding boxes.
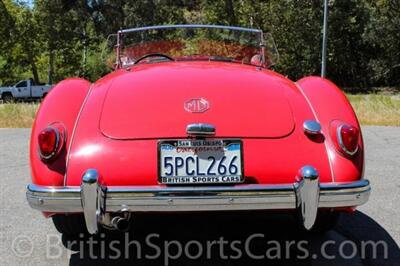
[0,126,399,265]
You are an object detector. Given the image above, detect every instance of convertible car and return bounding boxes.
[26,25,370,235]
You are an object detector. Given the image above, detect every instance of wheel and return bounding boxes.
[2,93,14,103]
[52,214,88,236]
[310,210,341,234]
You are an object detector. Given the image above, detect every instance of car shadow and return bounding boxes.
[66,211,399,265]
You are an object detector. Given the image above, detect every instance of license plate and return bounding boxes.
[158,139,243,184]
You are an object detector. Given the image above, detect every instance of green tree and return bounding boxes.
[364,0,400,86]
[0,0,399,88]
[0,0,42,85]
[0,0,16,85]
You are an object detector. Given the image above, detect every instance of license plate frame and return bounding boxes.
[158,139,244,185]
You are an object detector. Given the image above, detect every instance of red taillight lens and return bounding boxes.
[337,124,359,156]
[38,127,59,160]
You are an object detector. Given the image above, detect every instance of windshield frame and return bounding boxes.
[115,24,268,69]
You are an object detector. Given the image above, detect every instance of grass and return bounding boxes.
[346,94,400,126]
[0,103,39,128]
[0,94,399,127]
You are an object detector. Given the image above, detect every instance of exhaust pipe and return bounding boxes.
[111,215,130,232]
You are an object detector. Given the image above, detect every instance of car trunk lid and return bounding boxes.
[99,62,295,139]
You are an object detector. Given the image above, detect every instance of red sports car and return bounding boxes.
[26,25,370,235]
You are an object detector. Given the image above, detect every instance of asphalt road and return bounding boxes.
[0,127,399,265]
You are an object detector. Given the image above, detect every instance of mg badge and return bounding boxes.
[184,98,209,113]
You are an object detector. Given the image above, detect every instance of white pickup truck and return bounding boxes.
[0,79,53,102]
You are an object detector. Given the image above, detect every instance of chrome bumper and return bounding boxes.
[26,167,371,234]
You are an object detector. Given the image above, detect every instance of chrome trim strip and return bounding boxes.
[295,82,336,183]
[118,24,262,34]
[27,180,370,213]
[64,84,94,186]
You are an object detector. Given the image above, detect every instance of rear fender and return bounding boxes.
[30,78,91,186]
[296,76,363,182]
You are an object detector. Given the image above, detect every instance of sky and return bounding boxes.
[15,0,34,7]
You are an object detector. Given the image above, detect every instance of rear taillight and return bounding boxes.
[38,125,65,161]
[334,123,359,156]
